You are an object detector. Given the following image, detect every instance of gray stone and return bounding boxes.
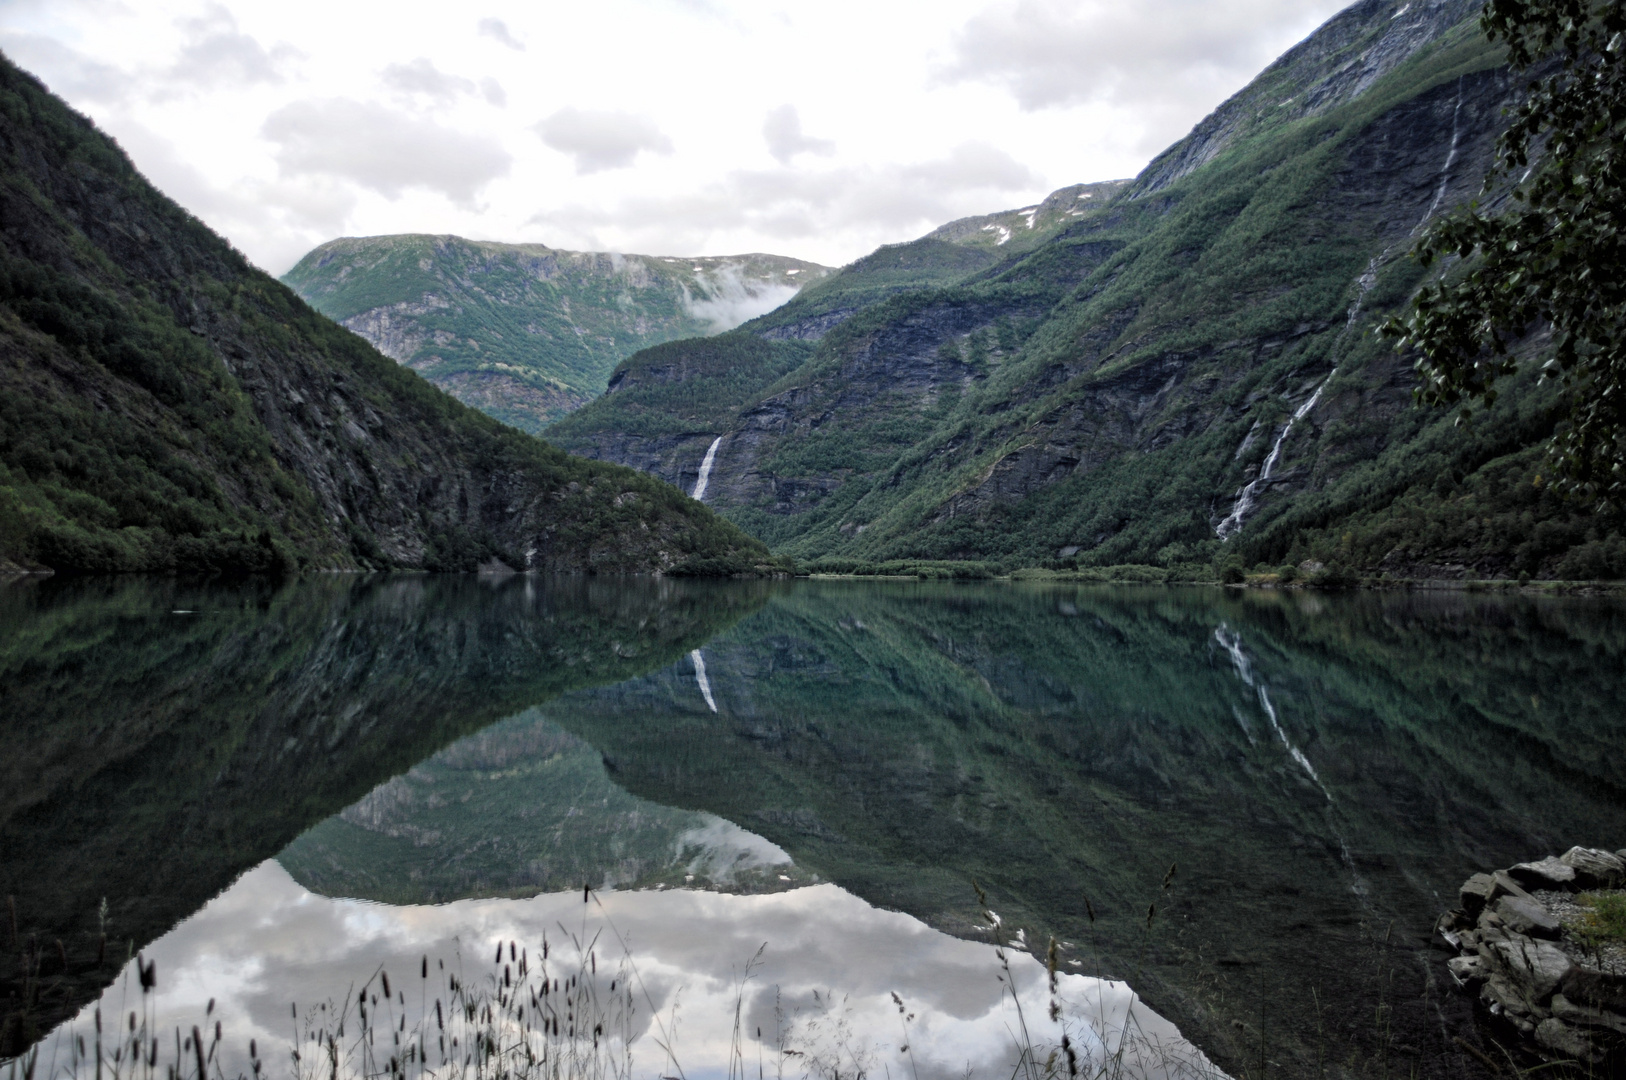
[1494,894,1562,939]
[1448,954,1488,988]
[1460,872,1496,913]
[1509,856,1578,890]
[1552,993,1626,1036]
[1560,846,1626,888]
[1436,909,1471,945]
[1562,968,1626,1013]
[1492,937,1573,1003]
[1535,1018,1603,1065]
[1491,869,1536,903]
[1482,973,1545,1024]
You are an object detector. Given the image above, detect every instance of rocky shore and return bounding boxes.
[1438,846,1626,1069]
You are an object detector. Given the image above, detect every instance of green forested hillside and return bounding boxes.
[550,0,1623,580]
[0,53,770,575]
[282,236,828,430]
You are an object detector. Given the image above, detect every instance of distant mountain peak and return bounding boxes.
[282,235,831,431]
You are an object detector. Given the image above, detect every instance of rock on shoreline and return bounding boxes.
[1438,847,1626,1068]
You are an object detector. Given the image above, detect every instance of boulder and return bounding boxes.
[1448,954,1488,988]
[1535,1018,1604,1065]
[1491,869,1536,903]
[1482,973,1543,1031]
[1551,993,1626,1036]
[1562,968,1626,1013]
[1494,894,1562,939]
[1436,909,1471,946]
[1492,937,1574,1003]
[1460,872,1496,913]
[1560,846,1626,888]
[1509,856,1578,890]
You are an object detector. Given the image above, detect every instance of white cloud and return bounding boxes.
[476,16,524,50]
[530,142,1042,253]
[380,57,476,107]
[683,265,803,332]
[534,107,675,174]
[0,32,131,103]
[0,0,1352,273]
[263,98,512,205]
[763,104,834,164]
[939,0,1347,150]
[167,2,299,88]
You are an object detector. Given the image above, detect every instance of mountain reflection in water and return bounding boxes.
[5,577,1625,1080]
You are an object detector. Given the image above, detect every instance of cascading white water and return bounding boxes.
[1217,78,1472,541]
[690,649,717,712]
[1417,76,1465,232]
[1215,376,1331,539]
[691,436,722,502]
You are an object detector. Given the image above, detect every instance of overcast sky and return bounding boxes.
[0,0,1350,275]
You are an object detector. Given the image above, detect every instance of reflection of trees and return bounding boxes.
[0,575,767,1054]
[540,583,1626,1079]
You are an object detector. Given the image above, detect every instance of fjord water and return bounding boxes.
[3,577,1624,1080]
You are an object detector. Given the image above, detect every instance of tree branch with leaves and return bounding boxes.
[1384,0,1626,505]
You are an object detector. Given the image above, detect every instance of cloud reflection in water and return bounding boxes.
[59,864,1219,1080]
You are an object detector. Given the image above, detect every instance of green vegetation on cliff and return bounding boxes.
[0,53,769,575]
[548,0,1624,581]
[283,236,828,431]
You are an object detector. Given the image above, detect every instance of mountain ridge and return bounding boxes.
[282,234,830,430]
[0,54,770,576]
[546,0,1622,580]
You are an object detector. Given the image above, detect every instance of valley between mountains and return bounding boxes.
[2,0,1622,581]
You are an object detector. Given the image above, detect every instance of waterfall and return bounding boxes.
[1416,76,1465,232]
[691,436,722,502]
[691,649,717,712]
[1215,376,1331,539]
[1214,80,1467,542]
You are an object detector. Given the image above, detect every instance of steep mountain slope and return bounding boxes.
[282,236,829,430]
[0,54,769,575]
[547,179,1130,496]
[550,0,1622,579]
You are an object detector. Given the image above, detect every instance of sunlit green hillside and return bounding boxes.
[283,236,829,430]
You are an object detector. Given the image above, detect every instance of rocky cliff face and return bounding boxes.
[552,0,1620,577]
[283,236,830,431]
[0,55,769,575]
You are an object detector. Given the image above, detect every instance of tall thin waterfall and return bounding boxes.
[691,649,717,712]
[1215,376,1331,539]
[691,437,722,502]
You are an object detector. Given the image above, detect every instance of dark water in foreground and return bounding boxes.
[2,575,1624,1080]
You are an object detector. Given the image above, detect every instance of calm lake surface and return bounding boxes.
[3,575,1624,1080]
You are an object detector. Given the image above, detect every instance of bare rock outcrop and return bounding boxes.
[1439,847,1626,1068]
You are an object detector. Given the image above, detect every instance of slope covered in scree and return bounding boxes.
[282,237,829,431]
[0,53,771,575]
[550,0,1623,579]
